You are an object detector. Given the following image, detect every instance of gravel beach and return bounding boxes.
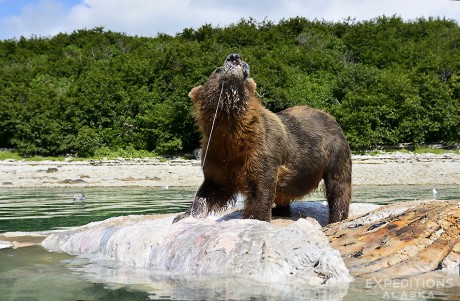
[0,153,459,188]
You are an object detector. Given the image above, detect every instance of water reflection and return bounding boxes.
[73,257,350,301]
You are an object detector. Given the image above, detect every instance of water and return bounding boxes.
[0,185,459,301]
[0,187,194,233]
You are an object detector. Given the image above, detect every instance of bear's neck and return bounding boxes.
[199,82,250,126]
[198,95,262,157]
[199,94,251,131]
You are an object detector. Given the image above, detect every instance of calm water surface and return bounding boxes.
[0,187,194,232]
[0,185,459,300]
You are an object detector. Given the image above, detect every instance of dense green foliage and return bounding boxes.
[1,17,459,156]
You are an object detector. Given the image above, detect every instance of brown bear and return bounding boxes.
[173,53,352,224]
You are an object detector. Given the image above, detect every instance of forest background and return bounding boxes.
[0,16,459,157]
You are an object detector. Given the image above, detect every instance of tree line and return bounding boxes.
[0,16,459,157]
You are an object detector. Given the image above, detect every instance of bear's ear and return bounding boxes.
[245,78,257,96]
[188,86,202,104]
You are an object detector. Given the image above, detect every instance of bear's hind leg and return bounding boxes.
[272,194,293,217]
[324,172,351,223]
[272,204,292,217]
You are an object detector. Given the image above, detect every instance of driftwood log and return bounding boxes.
[324,200,460,277]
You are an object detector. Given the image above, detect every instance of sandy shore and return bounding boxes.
[0,153,459,188]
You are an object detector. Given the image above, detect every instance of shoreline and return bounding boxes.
[0,153,459,188]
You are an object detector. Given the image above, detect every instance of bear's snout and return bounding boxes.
[224,53,250,79]
[226,53,241,66]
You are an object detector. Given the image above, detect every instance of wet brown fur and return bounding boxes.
[174,59,352,224]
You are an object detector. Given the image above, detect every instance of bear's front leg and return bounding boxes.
[172,195,208,223]
[243,171,277,222]
[172,179,234,223]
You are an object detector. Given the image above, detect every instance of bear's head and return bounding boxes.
[189,53,256,115]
